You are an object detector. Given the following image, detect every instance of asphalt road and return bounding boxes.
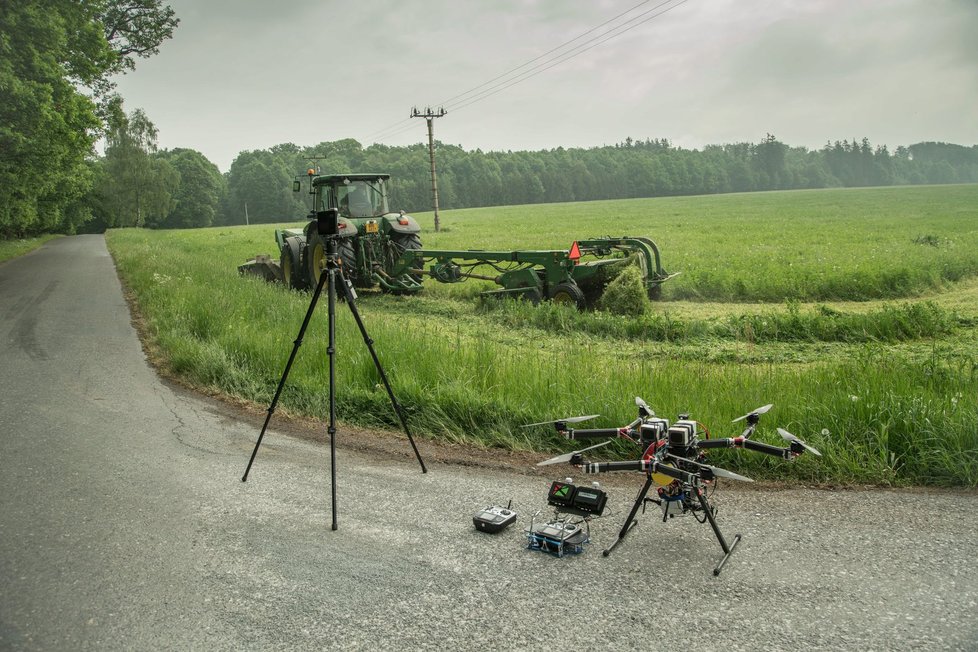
[1,235,977,651]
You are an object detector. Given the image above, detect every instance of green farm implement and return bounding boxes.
[239,171,675,308]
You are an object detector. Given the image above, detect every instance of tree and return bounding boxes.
[0,3,102,236]
[0,0,178,237]
[98,100,175,227]
[753,133,788,189]
[153,149,226,228]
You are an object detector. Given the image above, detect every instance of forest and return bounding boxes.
[2,1,977,238]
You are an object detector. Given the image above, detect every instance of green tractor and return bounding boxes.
[258,172,423,292]
[239,171,676,307]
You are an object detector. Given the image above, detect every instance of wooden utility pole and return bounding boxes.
[411,106,447,232]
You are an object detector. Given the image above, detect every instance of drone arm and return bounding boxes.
[697,437,794,459]
[565,427,625,441]
[741,438,794,459]
[581,459,698,484]
[697,438,735,449]
[581,460,649,473]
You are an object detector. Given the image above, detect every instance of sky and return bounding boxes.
[111,0,978,172]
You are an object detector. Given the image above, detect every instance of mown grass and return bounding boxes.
[420,184,978,302]
[106,185,978,487]
[0,235,61,264]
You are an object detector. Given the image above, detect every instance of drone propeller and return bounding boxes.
[664,454,754,482]
[732,403,774,423]
[536,440,611,466]
[778,428,822,457]
[522,414,599,428]
[705,465,755,483]
[635,396,654,417]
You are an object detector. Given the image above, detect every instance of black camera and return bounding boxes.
[316,208,339,237]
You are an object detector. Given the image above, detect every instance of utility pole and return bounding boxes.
[411,106,447,232]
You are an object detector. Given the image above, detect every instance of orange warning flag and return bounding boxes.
[568,241,581,263]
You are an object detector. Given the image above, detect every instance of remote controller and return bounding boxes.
[473,504,517,533]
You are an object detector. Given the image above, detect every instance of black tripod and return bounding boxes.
[241,209,427,530]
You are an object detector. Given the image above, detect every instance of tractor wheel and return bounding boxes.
[280,237,307,290]
[549,281,586,309]
[337,238,358,285]
[390,232,423,283]
[306,232,326,288]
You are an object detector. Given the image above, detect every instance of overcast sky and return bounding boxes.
[111,0,978,172]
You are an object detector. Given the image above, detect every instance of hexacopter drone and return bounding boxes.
[528,397,820,575]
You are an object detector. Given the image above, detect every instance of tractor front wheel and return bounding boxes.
[280,237,307,290]
[549,281,586,310]
[306,233,326,288]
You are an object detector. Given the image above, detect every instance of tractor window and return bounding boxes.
[337,179,389,218]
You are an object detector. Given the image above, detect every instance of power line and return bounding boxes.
[446,0,689,114]
[364,0,691,144]
[434,0,655,109]
[363,3,658,144]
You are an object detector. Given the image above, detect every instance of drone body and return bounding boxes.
[532,398,820,575]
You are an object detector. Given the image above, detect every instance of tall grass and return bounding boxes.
[106,185,978,486]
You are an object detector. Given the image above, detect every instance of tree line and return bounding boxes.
[3,2,976,237]
[213,135,978,227]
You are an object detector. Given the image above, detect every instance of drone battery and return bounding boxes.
[640,418,670,444]
[668,421,697,449]
[570,486,607,516]
[547,481,576,508]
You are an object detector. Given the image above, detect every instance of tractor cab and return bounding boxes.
[313,174,390,219]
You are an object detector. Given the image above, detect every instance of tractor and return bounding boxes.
[239,170,676,308]
[259,171,423,292]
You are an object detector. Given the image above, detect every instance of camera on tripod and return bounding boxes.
[317,208,340,237]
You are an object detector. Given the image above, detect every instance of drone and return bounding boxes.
[527,398,821,575]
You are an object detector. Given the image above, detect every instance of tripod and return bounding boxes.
[242,214,427,530]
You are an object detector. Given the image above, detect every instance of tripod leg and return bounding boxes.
[336,271,427,474]
[242,265,329,482]
[328,266,339,530]
[603,475,655,557]
[695,487,742,576]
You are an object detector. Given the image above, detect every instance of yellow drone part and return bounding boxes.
[652,465,675,487]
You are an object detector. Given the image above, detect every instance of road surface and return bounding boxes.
[1,235,976,650]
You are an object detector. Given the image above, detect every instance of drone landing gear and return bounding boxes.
[602,475,742,575]
[696,486,742,576]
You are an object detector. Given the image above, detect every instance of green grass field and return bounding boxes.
[106,184,978,487]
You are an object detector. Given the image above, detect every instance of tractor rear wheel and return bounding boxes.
[549,281,586,309]
[390,233,423,283]
[280,237,307,290]
[338,238,358,284]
